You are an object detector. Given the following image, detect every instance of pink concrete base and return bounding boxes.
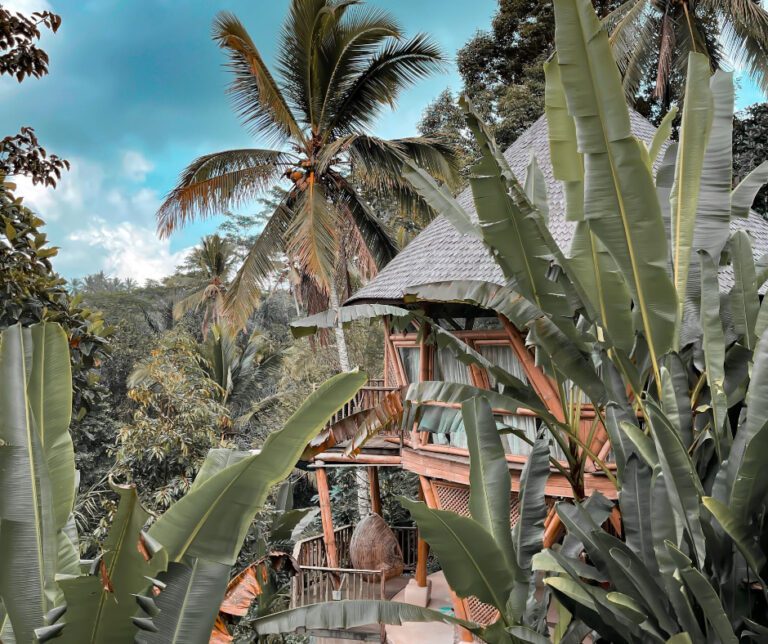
[402,578,432,607]
[387,572,456,644]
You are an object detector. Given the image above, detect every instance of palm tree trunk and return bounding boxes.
[328,281,370,516]
[328,281,350,372]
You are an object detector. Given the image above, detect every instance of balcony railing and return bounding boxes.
[325,379,403,441]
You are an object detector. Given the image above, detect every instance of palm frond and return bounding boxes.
[332,173,398,272]
[316,6,403,131]
[326,33,445,135]
[655,12,677,101]
[715,0,768,94]
[285,176,340,289]
[393,136,460,188]
[277,0,333,130]
[224,199,295,329]
[157,149,289,237]
[214,11,307,145]
[172,288,208,321]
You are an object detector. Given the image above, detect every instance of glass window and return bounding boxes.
[398,347,420,384]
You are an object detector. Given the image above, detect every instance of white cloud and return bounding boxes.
[68,220,192,284]
[122,150,154,182]
[14,152,193,284]
[3,0,54,13]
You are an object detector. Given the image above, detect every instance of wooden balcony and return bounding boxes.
[290,525,418,642]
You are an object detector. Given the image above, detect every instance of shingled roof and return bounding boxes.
[348,111,768,305]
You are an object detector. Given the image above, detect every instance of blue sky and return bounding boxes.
[3,0,498,282]
[3,0,766,282]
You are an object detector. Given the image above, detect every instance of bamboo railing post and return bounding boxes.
[369,466,382,515]
[316,466,339,570]
[415,479,432,588]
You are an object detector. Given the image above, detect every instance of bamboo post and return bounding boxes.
[415,482,430,588]
[316,467,339,570]
[369,466,382,515]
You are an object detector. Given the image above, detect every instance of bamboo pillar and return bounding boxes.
[369,466,382,516]
[415,481,431,588]
[316,467,339,569]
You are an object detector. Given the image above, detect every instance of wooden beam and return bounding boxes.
[369,466,382,516]
[315,467,339,569]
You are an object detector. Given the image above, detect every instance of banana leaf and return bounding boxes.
[0,323,69,642]
[690,71,735,266]
[553,0,677,367]
[731,160,768,218]
[290,304,415,338]
[699,252,729,452]
[727,331,768,519]
[669,53,713,322]
[462,398,518,572]
[648,107,678,167]
[729,230,759,350]
[404,280,540,328]
[643,400,706,567]
[665,544,738,644]
[148,370,367,565]
[701,496,766,583]
[619,455,656,574]
[659,355,693,451]
[133,559,230,644]
[402,159,480,239]
[460,95,572,321]
[251,600,483,638]
[399,498,513,613]
[524,153,549,222]
[532,549,606,582]
[59,483,167,644]
[514,436,550,572]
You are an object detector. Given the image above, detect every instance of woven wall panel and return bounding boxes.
[431,480,521,526]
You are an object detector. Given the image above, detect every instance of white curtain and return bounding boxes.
[478,345,544,457]
[398,347,420,384]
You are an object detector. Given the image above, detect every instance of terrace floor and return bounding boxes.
[386,571,456,644]
[312,572,456,643]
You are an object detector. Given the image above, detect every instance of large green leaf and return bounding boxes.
[460,94,572,321]
[290,304,414,338]
[0,323,68,642]
[59,483,167,644]
[691,71,735,265]
[665,544,738,644]
[702,496,766,579]
[729,230,760,350]
[619,455,656,573]
[699,252,728,453]
[669,53,713,324]
[133,558,230,644]
[251,600,483,638]
[731,160,768,218]
[402,159,480,239]
[648,107,678,167]
[462,398,517,570]
[28,323,75,531]
[400,498,514,613]
[514,436,550,572]
[524,153,549,222]
[729,331,768,521]
[148,370,367,564]
[553,0,677,372]
[644,400,706,566]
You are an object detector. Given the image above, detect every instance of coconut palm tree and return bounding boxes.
[156,0,458,371]
[172,234,235,335]
[607,0,768,104]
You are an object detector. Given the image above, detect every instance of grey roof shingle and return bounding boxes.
[348,111,768,305]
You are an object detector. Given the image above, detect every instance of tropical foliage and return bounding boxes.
[608,0,768,102]
[0,318,368,642]
[0,178,111,417]
[156,0,458,336]
[260,0,768,640]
